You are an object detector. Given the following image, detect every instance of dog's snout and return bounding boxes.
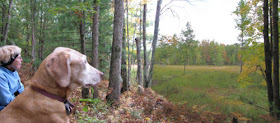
[99,72,104,80]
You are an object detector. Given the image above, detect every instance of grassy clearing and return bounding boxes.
[152,65,268,121]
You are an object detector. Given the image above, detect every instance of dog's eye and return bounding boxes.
[84,60,87,64]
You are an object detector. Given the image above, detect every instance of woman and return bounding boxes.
[0,45,24,111]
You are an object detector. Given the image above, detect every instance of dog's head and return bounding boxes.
[45,47,103,90]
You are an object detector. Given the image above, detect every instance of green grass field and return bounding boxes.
[151,65,269,121]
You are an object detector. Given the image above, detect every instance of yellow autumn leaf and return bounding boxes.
[239,117,251,121]
[231,112,243,118]
[145,117,150,121]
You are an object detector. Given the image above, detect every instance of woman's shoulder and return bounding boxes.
[0,66,11,77]
[0,66,5,74]
[0,67,7,80]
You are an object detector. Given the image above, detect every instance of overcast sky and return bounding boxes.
[147,0,240,45]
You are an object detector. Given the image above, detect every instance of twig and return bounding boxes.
[257,65,267,83]
[240,96,269,112]
[161,0,174,13]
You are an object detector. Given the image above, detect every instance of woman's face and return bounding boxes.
[9,54,23,71]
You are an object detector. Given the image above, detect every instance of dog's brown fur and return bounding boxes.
[0,47,102,123]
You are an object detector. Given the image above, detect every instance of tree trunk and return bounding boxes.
[143,3,149,88]
[138,1,142,43]
[269,3,273,53]
[135,37,143,92]
[31,0,37,60]
[25,0,30,58]
[2,0,12,45]
[240,32,243,73]
[126,0,131,91]
[263,0,273,114]
[80,2,86,55]
[129,19,137,87]
[147,0,162,87]
[80,0,88,99]
[106,0,124,104]
[26,25,30,57]
[91,0,100,99]
[121,19,128,93]
[38,1,45,61]
[184,63,186,75]
[1,2,6,41]
[272,0,279,118]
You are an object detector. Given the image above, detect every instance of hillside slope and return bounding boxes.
[18,62,271,122]
[67,80,231,122]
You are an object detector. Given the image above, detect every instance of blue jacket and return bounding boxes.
[0,66,24,111]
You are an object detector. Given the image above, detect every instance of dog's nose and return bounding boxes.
[99,72,104,80]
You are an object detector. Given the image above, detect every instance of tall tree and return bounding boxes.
[80,0,86,55]
[263,0,273,114]
[31,0,37,60]
[138,0,142,43]
[272,0,279,118]
[80,0,88,99]
[38,0,48,61]
[233,0,251,73]
[135,37,143,92]
[92,0,100,99]
[95,0,113,75]
[181,22,197,65]
[147,0,162,87]
[23,0,31,57]
[182,22,195,41]
[121,18,128,93]
[143,2,148,88]
[1,0,12,45]
[125,0,131,91]
[106,0,124,104]
[1,1,6,43]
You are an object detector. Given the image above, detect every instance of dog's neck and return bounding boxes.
[31,86,66,102]
[31,85,74,115]
[30,81,71,99]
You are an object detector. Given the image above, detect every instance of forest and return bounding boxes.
[155,29,241,66]
[0,0,279,122]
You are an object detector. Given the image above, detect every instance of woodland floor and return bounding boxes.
[68,80,231,123]
[18,62,274,123]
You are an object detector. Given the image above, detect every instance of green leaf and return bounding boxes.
[83,107,88,112]
[79,98,100,103]
[79,98,93,102]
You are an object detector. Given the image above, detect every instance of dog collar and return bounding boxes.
[31,86,74,115]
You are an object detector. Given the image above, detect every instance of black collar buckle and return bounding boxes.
[64,100,74,115]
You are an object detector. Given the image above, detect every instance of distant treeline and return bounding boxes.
[155,35,241,66]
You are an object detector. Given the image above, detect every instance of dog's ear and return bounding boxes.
[46,52,71,88]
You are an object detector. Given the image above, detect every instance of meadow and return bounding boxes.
[151,65,269,121]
